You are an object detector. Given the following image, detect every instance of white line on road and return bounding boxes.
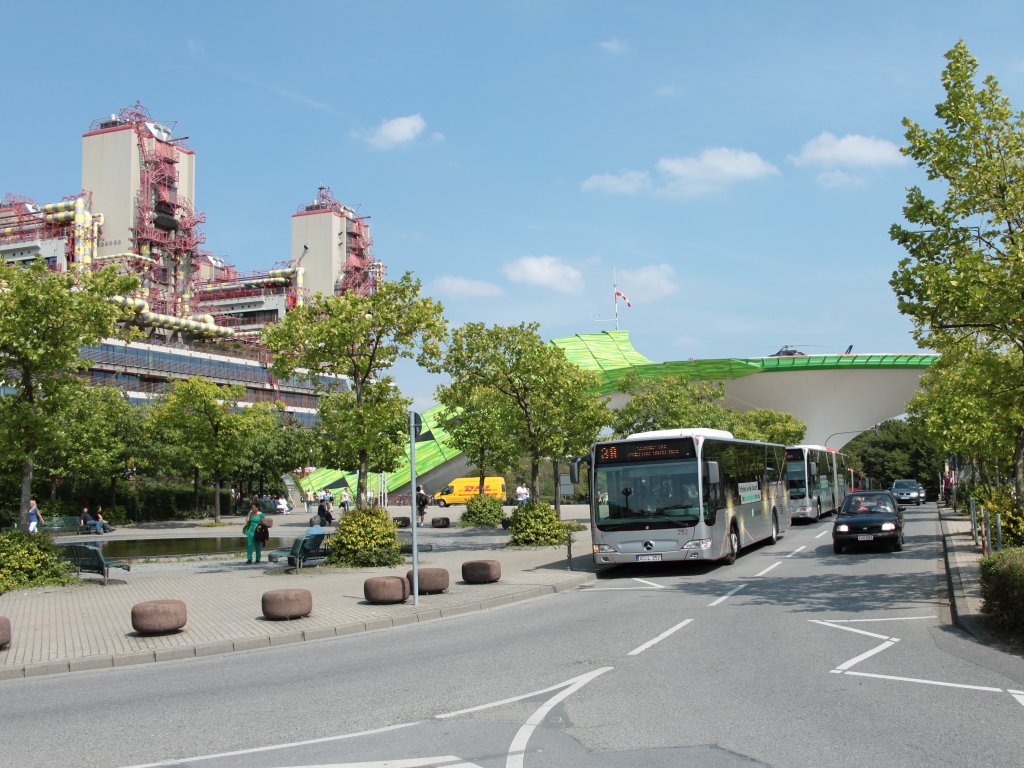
[708,584,747,606]
[437,668,612,720]
[844,670,1006,693]
[834,639,899,672]
[815,529,830,539]
[755,562,782,577]
[632,578,666,588]
[581,586,664,592]
[628,618,694,656]
[1012,693,1024,708]
[825,616,937,624]
[785,546,805,558]
[809,619,893,641]
[275,758,482,767]
[506,667,613,768]
[119,723,421,768]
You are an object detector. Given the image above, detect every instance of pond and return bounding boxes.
[88,536,292,559]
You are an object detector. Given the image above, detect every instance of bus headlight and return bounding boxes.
[683,538,712,550]
[881,522,896,531]
[594,544,616,554]
[835,524,849,533]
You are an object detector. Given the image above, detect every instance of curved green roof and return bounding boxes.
[301,332,938,493]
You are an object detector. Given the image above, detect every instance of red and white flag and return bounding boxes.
[614,289,632,308]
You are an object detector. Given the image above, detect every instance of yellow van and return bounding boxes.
[433,477,506,507]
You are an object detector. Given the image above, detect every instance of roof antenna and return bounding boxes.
[843,344,853,354]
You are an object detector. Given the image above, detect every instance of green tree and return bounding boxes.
[609,373,733,438]
[0,260,137,528]
[234,405,313,501]
[890,40,1024,496]
[151,377,246,522]
[732,408,806,445]
[262,273,446,502]
[435,386,522,495]
[439,322,609,500]
[843,419,941,490]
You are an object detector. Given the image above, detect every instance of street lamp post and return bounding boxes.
[824,426,879,448]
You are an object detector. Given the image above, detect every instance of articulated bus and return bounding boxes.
[784,445,849,521]
[585,428,790,566]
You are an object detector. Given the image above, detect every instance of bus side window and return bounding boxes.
[703,460,723,524]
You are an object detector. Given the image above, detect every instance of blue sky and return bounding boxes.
[5,1,1024,408]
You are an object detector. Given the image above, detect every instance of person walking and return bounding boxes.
[416,485,429,527]
[340,488,351,514]
[242,502,266,564]
[27,499,44,533]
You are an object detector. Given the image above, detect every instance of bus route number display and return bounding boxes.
[596,440,695,463]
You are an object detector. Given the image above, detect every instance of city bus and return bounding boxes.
[784,445,849,521]
[583,428,790,566]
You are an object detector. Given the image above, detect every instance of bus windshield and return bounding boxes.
[786,460,807,497]
[594,458,701,528]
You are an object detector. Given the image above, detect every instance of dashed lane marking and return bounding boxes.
[785,546,805,558]
[755,562,782,577]
[628,618,693,656]
[708,584,747,607]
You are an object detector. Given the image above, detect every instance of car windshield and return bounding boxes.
[842,495,895,514]
[893,480,916,489]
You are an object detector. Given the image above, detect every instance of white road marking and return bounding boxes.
[581,586,664,592]
[814,529,830,539]
[755,562,782,577]
[628,618,693,656]
[708,584,747,606]
[834,639,899,671]
[825,616,937,624]
[1012,693,1024,708]
[785,546,805,558]
[119,723,420,768]
[437,668,611,719]
[632,577,666,588]
[844,671,1005,693]
[809,619,892,641]
[505,667,613,768]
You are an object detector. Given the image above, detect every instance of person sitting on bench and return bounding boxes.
[80,507,102,534]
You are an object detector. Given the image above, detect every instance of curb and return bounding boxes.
[0,571,595,681]
[937,506,995,644]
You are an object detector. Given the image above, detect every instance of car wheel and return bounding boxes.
[894,530,904,552]
[833,542,843,554]
[769,513,779,545]
[436,500,447,508]
[724,525,739,565]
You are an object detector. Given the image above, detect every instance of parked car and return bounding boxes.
[892,479,922,505]
[833,490,905,554]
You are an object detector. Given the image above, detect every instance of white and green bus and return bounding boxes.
[585,428,790,566]
[784,445,849,521]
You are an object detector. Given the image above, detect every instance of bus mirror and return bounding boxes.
[568,456,587,484]
[705,461,720,485]
[704,509,717,526]
[810,462,817,475]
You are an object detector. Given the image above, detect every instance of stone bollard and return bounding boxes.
[262,588,313,620]
[0,616,11,649]
[462,560,501,584]
[132,599,187,634]
[364,575,410,604]
[407,567,449,594]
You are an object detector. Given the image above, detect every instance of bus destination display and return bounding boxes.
[596,439,695,464]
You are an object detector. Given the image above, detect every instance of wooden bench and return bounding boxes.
[42,516,94,535]
[59,543,131,585]
[267,533,329,571]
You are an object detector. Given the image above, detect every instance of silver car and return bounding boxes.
[892,479,921,505]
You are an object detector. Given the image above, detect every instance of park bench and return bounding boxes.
[42,516,93,535]
[267,533,329,571]
[59,543,131,585]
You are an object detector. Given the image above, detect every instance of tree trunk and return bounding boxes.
[552,460,561,517]
[50,478,57,503]
[529,452,541,502]
[358,450,369,507]
[214,470,222,523]
[193,467,200,513]
[110,475,118,507]
[1014,428,1024,503]
[19,456,33,530]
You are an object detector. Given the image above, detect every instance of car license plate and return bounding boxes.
[857,534,874,541]
[636,554,662,562]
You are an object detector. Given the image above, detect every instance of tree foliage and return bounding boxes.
[439,322,609,499]
[263,272,446,501]
[843,418,942,490]
[435,385,522,492]
[890,40,1024,496]
[731,408,806,445]
[0,260,138,527]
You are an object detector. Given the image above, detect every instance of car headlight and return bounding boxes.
[683,538,713,550]
[881,522,896,531]
[835,524,849,533]
[594,544,616,553]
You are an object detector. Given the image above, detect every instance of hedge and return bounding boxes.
[980,546,1024,634]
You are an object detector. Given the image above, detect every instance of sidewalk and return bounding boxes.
[0,508,596,680]
[936,502,991,641]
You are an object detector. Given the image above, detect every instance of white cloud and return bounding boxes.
[502,256,584,295]
[790,132,905,168]
[367,114,426,149]
[599,38,628,53]
[655,147,780,197]
[433,276,504,298]
[816,169,866,189]
[620,264,680,301]
[581,170,650,195]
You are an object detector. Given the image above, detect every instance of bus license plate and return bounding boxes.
[636,554,662,562]
[857,534,874,541]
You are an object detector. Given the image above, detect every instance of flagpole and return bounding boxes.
[613,270,619,330]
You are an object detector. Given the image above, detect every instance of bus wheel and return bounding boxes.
[725,525,739,565]
[436,499,447,508]
[769,513,779,545]
[816,502,822,521]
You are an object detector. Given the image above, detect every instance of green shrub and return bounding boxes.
[980,546,1024,633]
[326,507,402,567]
[509,501,584,546]
[460,494,504,527]
[0,531,76,593]
[971,487,1024,547]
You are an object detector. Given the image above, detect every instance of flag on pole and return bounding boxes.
[614,289,632,308]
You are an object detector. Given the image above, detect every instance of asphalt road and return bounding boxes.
[3,503,1022,768]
